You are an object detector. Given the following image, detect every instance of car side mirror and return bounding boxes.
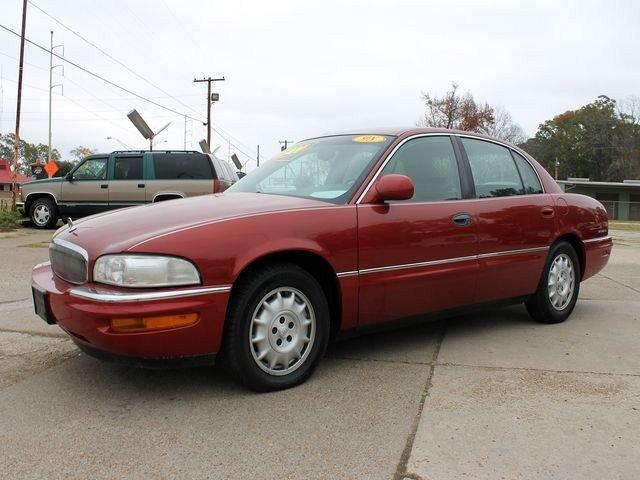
[372,174,414,202]
[65,172,74,182]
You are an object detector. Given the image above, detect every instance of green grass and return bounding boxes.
[0,198,21,231]
[0,209,20,231]
[609,221,640,232]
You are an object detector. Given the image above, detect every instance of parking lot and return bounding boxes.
[1,227,638,480]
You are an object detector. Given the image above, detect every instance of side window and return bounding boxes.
[73,157,107,180]
[381,136,461,202]
[512,151,543,194]
[461,138,524,198]
[153,153,213,180]
[113,156,143,180]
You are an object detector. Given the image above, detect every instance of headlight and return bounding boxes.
[93,255,200,288]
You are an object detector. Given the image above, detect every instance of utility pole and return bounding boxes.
[11,0,27,211]
[279,140,294,151]
[48,31,64,163]
[256,144,260,167]
[193,76,224,147]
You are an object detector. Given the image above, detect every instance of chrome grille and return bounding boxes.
[49,239,88,284]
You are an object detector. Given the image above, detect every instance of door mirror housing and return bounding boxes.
[372,174,414,203]
[65,172,74,182]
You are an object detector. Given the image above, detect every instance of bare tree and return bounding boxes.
[418,82,494,133]
[484,106,527,145]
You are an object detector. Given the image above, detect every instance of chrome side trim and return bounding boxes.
[359,254,478,276]
[583,236,612,244]
[336,270,358,278]
[477,246,549,259]
[51,238,89,261]
[69,285,232,303]
[358,246,549,276]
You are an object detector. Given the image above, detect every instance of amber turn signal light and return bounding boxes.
[111,313,199,332]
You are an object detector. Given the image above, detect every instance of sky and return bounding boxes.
[0,0,638,169]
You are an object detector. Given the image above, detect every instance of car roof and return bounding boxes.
[304,127,522,149]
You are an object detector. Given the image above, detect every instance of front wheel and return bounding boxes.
[28,198,58,229]
[526,241,580,324]
[222,263,330,391]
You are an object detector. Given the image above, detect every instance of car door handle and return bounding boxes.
[100,184,108,189]
[137,183,145,188]
[452,213,473,227]
[541,206,555,218]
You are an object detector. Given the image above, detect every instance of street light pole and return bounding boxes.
[193,76,224,147]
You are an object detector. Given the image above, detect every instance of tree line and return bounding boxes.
[419,83,640,182]
[0,134,95,177]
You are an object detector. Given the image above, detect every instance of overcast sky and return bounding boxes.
[0,0,638,168]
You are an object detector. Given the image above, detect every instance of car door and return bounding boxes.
[108,154,146,209]
[356,135,479,326]
[457,136,555,303]
[60,156,110,217]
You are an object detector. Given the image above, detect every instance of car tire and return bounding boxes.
[222,263,330,392]
[28,198,58,229]
[525,241,581,324]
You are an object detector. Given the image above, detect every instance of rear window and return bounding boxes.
[153,153,214,180]
[461,138,524,198]
[512,151,543,194]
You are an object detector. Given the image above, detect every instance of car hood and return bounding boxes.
[57,192,332,256]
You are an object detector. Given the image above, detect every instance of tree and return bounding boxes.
[69,146,96,162]
[418,82,527,145]
[522,96,640,181]
[0,134,61,175]
[484,106,527,145]
[418,82,495,132]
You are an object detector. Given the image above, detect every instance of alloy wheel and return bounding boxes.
[249,287,316,376]
[33,204,50,226]
[548,253,575,311]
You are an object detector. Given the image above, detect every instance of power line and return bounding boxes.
[27,0,205,120]
[1,22,256,160]
[0,22,205,124]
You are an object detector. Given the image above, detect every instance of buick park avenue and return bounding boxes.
[31,128,612,391]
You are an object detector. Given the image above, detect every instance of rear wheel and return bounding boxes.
[28,198,58,229]
[222,263,329,391]
[525,241,580,324]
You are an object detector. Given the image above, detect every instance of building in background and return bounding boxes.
[0,159,33,192]
[558,178,640,221]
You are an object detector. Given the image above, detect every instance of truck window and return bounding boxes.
[153,153,214,180]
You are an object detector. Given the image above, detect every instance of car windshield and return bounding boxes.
[226,134,394,203]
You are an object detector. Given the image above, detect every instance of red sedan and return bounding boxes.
[31,128,612,391]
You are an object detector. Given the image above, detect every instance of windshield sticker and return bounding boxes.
[352,135,387,143]
[274,143,309,160]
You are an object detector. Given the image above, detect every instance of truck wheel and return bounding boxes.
[29,198,58,229]
[223,263,330,391]
[525,241,580,324]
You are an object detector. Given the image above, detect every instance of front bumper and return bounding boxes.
[16,202,25,216]
[32,262,231,362]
